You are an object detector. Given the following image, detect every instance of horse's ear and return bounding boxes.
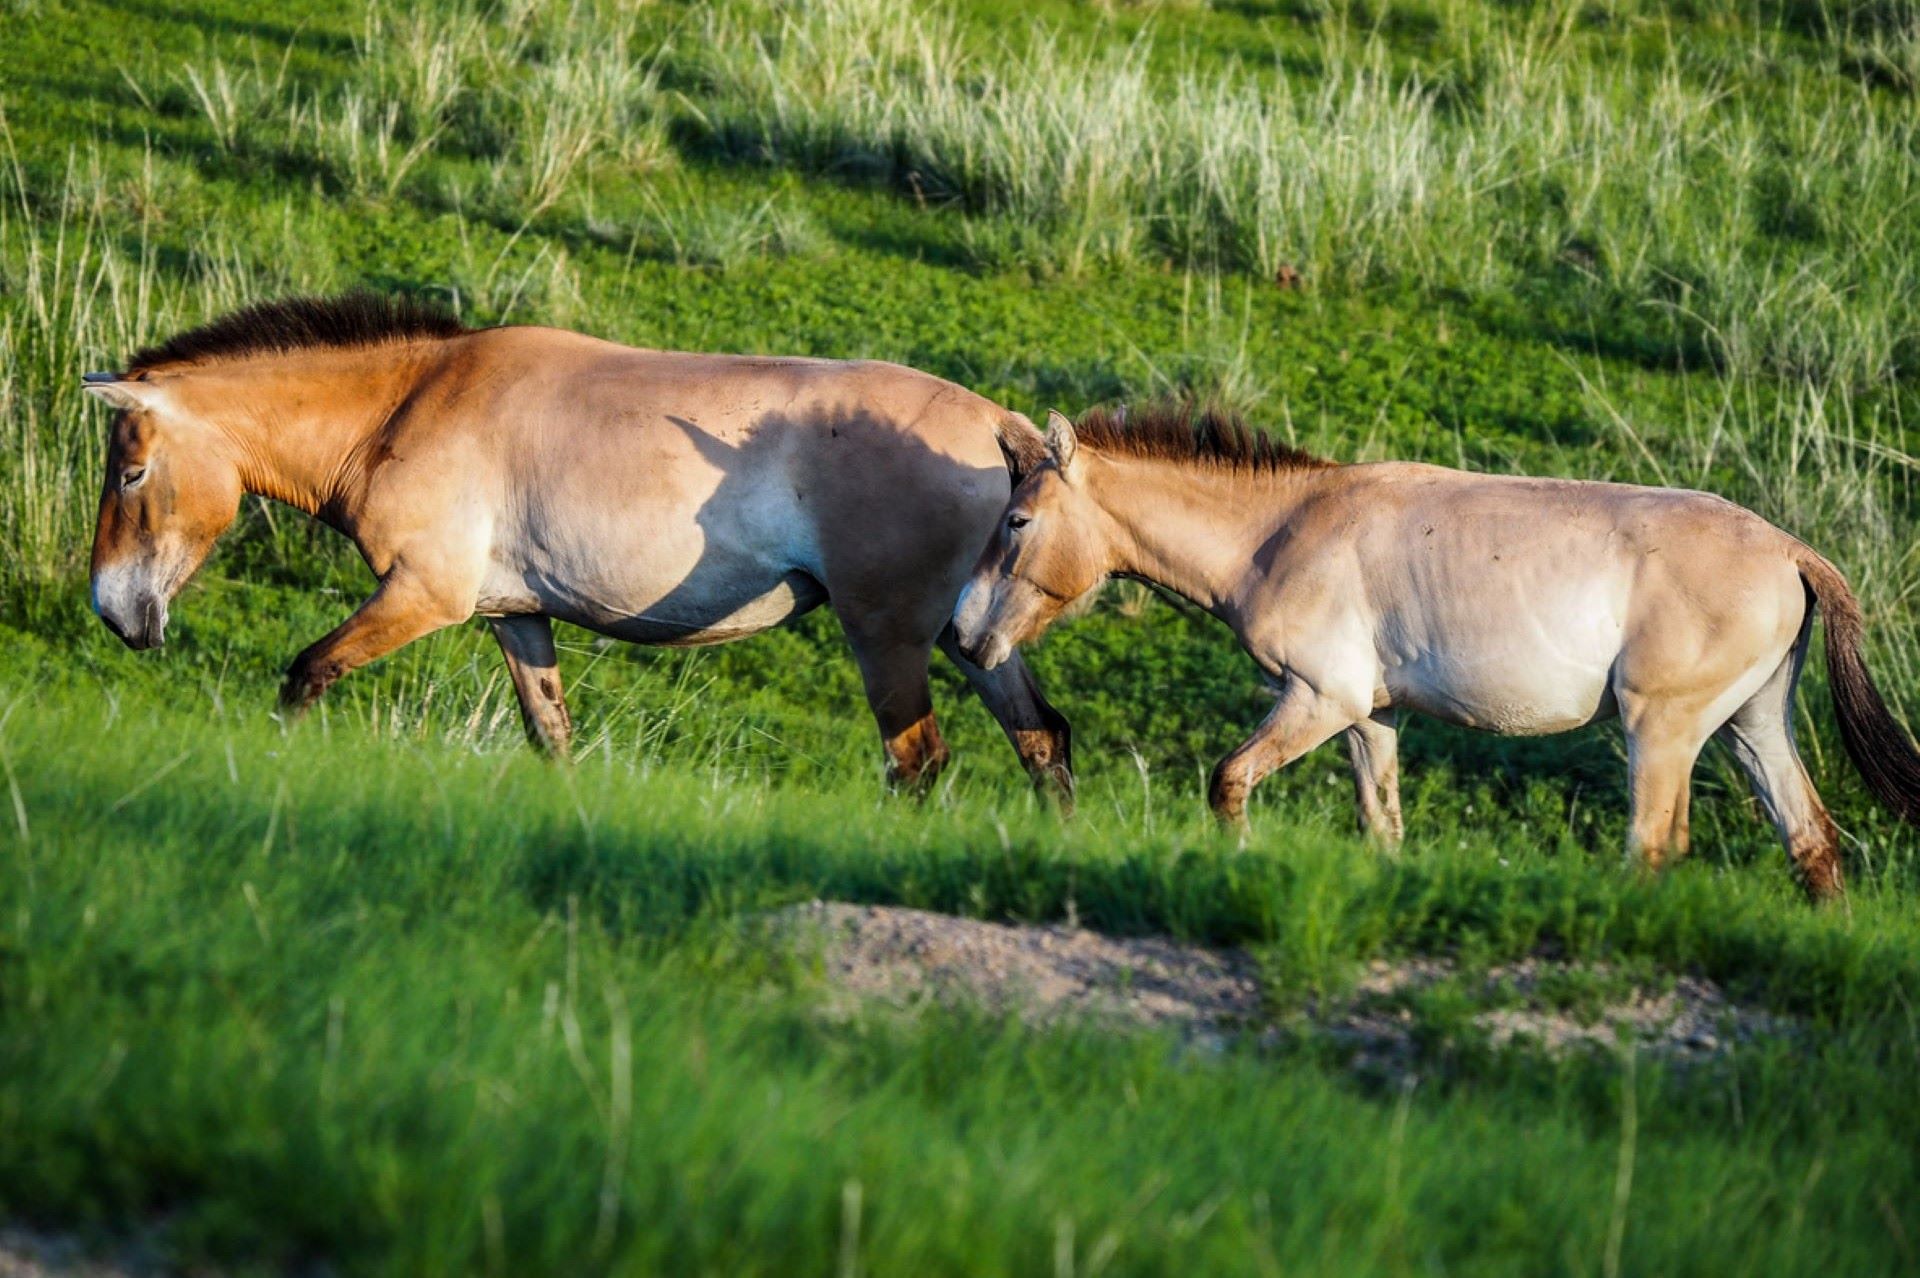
[994,412,1049,482]
[82,374,156,413]
[1045,409,1079,473]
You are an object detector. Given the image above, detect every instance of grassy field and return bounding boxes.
[3,0,1920,1272]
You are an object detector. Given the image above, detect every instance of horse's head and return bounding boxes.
[84,372,243,649]
[954,410,1110,669]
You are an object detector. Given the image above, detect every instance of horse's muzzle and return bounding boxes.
[94,587,166,650]
[959,633,1012,671]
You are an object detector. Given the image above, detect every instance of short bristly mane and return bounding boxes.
[126,292,470,374]
[1074,401,1332,473]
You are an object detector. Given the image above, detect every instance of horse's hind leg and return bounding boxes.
[843,625,948,793]
[488,614,573,758]
[1717,649,1844,900]
[1344,711,1402,845]
[1622,704,1711,870]
[938,628,1074,808]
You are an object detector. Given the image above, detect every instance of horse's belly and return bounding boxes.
[587,570,826,645]
[1381,604,1624,735]
[1390,659,1616,734]
[476,522,827,646]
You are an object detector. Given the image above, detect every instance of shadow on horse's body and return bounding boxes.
[84,294,1071,798]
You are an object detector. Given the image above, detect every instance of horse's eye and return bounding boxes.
[1007,513,1030,531]
[121,466,148,491]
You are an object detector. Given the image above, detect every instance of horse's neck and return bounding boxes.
[1087,454,1321,618]
[210,347,432,518]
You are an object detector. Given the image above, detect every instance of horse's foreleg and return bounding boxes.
[280,572,470,715]
[1344,711,1402,845]
[1208,676,1359,829]
[488,615,573,759]
[938,629,1074,810]
[846,633,948,794]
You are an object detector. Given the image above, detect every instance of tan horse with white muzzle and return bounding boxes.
[954,403,1920,899]
[85,294,1072,797]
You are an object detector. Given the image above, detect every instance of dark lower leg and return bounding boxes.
[1344,713,1403,844]
[489,614,572,758]
[1719,704,1846,902]
[1790,806,1845,901]
[850,635,947,793]
[882,712,951,792]
[938,634,1074,807]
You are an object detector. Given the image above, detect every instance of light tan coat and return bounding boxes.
[956,407,1920,898]
[86,298,1070,794]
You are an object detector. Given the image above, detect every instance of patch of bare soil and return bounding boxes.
[775,902,1798,1067]
[1313,957,1799,1081]
[776,901,1263,1033]
[0,1228,163,1278]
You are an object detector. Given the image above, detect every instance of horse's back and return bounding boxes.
[1293,464,1806,732]
[425,330,1014,643]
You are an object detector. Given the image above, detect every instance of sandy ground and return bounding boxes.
[1313,955,1797,1080]
[776,901,1796,1067]
[778,900,1266,1031]
[0,1229,160,1278]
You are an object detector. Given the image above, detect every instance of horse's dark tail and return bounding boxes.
[994,411,1050,482]
[1799,550,1920,824]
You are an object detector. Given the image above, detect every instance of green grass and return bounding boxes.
[6,676,1920,1275]
[3,0,1920,1271]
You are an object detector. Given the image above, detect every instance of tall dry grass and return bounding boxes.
[686,0,1919,389]
[149,0,670,218]
[0,132,286,581]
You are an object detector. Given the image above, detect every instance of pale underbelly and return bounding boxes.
[1384,653,1620,736]
[476,563,828,647]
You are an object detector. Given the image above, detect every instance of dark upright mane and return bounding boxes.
[1073,401,1332,473]
[126,292,470,373]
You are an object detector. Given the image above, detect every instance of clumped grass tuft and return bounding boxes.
[174,51,298,155]
[480,32,670,223]
[296,87,445,199]
[631,188,825,267]
[143,0,672,216]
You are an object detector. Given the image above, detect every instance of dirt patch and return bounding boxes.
[1312,957,1799,1080]
[776,902,1798,1066]
[776,901,1262,1033]
[0,1228,164,1278]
